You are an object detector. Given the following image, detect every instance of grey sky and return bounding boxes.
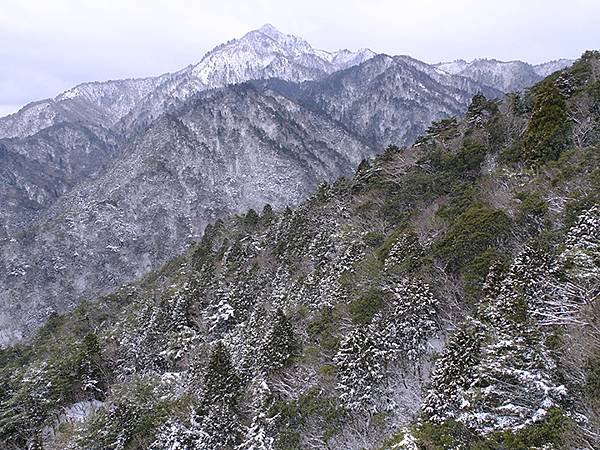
[1,0,599,116]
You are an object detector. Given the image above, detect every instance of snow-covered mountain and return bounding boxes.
[2,52,598,450]
[189,24,375,86]
[0,25,374,141]
[435,58,573,92]
[533,58,575,77]
[0,25,573,344]
[117,24,376,130]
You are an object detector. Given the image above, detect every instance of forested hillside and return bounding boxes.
[1,51,598,450]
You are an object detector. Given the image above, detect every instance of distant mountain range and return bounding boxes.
[0,25,572,344]
[434,57,573,91]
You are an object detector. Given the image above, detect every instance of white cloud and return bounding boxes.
[0,0,599,113]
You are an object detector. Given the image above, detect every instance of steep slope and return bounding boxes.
[266,54,502,146]
[436,57,573,92]
[534,58,576,77]
[0,51,598,450]
[0,76,169,140]
[0,25,575,347]
[0,49,507,345]
[116,24,375,130]
[0,83,373,345]
[0,123,119,233]
[0,24,374,236]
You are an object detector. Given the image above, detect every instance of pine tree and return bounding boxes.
[244,209,260,228]
[202,342,241,410]
[78,333,106,399]
[197,402,242,450]
[259,309,298,374]
[150,416,202,450]
[260,204,275,227]
[194,343,244,449]
[237,380,275,450]
[423,323,483,422]
[334,327,383,410]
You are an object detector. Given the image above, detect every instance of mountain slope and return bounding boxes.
[0,123,119,233]
[266,54,502,146]
[0,82,374,344]
[0,24,375,235]
[0,26,575,347]
[0,51,598,450]
[0,44,506,345]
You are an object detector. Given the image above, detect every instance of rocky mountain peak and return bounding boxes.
[189,24,374,85]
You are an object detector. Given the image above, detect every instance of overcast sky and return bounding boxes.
[1,0,599,116]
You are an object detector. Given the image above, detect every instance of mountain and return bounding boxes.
[0,26,571,345]
[435,57,573,92]
[0,24,375,232]
[0,24,375,142]
[273,54,502,145]
[0,83,374,344]
[533,58,576,77]
[0,57,499,345]
[0,52,598,450]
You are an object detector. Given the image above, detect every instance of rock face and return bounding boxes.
[0,25,568,344]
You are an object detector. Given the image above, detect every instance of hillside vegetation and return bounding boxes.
[0,52,599,450]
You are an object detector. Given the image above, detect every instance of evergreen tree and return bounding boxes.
[197,402,241,449]
[334,327,383,410]
[202,342,241,410]
[78,333,106,398]
[260,204,275,227]
[522,81,569,162]
[194,343,244,449]
[259,309,298,374]
[244,209,260,228]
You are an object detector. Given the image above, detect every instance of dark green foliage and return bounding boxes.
[348,288,384,325]
[415,408,570,450]
[451,140,488,174]
[260,309,299,373]
[522,81,570,162]
[462,249,506,302]
[585,351,600,403]
[472,408,571,449]
[415,117,460,145]
[307,308,339,353]
[413,419,473,449]
[437,183,479,221]
[516,191,548,218]
[466,93,499,128]
[244,208,260,227]
[561,50,600,94]
[201,343,241,410]
[434,202,511,271]
[271,387,346,446]
[77,333,107,399]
